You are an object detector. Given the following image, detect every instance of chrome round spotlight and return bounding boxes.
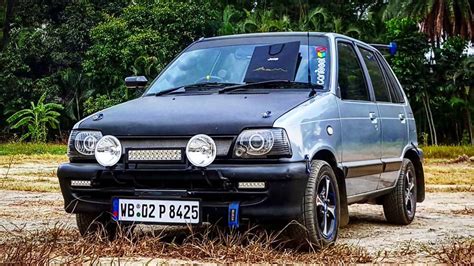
[186,134,216,167]
[95,135,122,167]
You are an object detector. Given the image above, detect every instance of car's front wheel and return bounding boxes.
[290,160,340,248]
[383,158,417,225]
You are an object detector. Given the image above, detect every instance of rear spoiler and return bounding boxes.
[370,42,398,56]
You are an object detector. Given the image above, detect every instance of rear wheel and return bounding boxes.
[76,212,133,240]
[383,158,417,225]
[289,160,340,248]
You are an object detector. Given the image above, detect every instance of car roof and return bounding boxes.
[198,31,375,49]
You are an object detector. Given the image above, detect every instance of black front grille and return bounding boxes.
[119,137,235,158]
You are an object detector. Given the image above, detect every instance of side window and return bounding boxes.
[359,48,391,102]
[376,54,405,103]
[337,42,369,101]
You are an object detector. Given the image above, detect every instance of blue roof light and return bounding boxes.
[389,42,398,56]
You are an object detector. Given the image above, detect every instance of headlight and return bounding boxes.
[68,130,103,156]
[186,134,216,167]
[95,135,122,167]
[233,128,291,158]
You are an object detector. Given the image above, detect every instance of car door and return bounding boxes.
[336,40,382,197]
[361,49,409,189]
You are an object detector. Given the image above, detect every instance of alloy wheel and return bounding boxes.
[316,175,337,239]
[405,169,416,218]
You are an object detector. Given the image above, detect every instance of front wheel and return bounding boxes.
[383,158,417,225]
[289,160,340,248]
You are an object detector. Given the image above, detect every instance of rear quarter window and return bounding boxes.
[376,53,405,103]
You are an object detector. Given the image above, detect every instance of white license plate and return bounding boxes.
[112,198,200,224]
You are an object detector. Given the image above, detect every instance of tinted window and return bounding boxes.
[337,42,369,101]
[376,54,405,103]
[360,48,391,102]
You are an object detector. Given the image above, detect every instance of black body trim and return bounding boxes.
[344,163,383,178]
[57,162,309,222]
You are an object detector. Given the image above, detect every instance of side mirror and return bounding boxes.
[125,76,148,89]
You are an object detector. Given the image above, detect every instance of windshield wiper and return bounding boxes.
[218,80,322,94]
[154,82,240,96]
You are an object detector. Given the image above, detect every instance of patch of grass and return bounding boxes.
[0,143,67,156]
[425,185,473,193]
[424,163,474,185]
[0,154,67,165]
[0,177,59,192]
[422,145,474,159]
[422,237,473,264]
[452,207,474,215]
[0,223,374,264]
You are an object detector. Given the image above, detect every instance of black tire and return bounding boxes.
[383,158,417,225]
[76,212,133,240]
[289,160,340,248]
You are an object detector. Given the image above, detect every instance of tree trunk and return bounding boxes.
[0,0,4,43]
[466,109,473,145]
[426,93,437,145]
[465,93,474,145]
[422,95,434,145]
[1,0,14,50]
[76,94,81,121]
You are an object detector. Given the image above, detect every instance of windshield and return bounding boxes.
[146,38,330,95]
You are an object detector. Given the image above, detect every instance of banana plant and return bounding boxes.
[6,93,63,143]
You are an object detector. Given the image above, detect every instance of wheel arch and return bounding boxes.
[404,149,425,202]
[311,149,349,227]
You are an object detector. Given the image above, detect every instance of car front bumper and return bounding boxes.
[57,162,309,223]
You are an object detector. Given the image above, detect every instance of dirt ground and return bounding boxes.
[0,157,473,262]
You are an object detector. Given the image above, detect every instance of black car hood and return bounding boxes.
[79,92,309,136]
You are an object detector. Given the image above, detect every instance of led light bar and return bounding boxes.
[71,180,91,187]
[128,149,182,161]
[238,182,266,189]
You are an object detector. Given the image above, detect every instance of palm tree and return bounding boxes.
[60,69,94,122]
[240,9,291,33]
[6,93,63,143]
[386,0,474,42]
[0,0,5,41]
[1,0,14,49]
[218,5,242,35]
[449,56,474,144]
[298,7,330,31]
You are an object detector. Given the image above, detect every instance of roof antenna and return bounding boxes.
[304,0,315,97]
[307,31,316,97]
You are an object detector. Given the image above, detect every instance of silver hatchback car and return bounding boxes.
[58,32,425,247]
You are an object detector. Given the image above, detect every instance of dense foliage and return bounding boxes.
[0,0,472,145]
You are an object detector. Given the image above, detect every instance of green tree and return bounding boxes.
[0,0,14,49]
[386,0,474,42]
[0,0,130,132]
[217,5,242,35]
[59,68,94,121]
[6,93,63,142]
[434,36,473,144]
[384,18,438,144]
[239,9,291,33]
[83,0,220,110]
[450,57,474,144]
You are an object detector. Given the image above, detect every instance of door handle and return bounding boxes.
[369,112,378,124]
[369,112,377,120]
[399,113,406,123]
